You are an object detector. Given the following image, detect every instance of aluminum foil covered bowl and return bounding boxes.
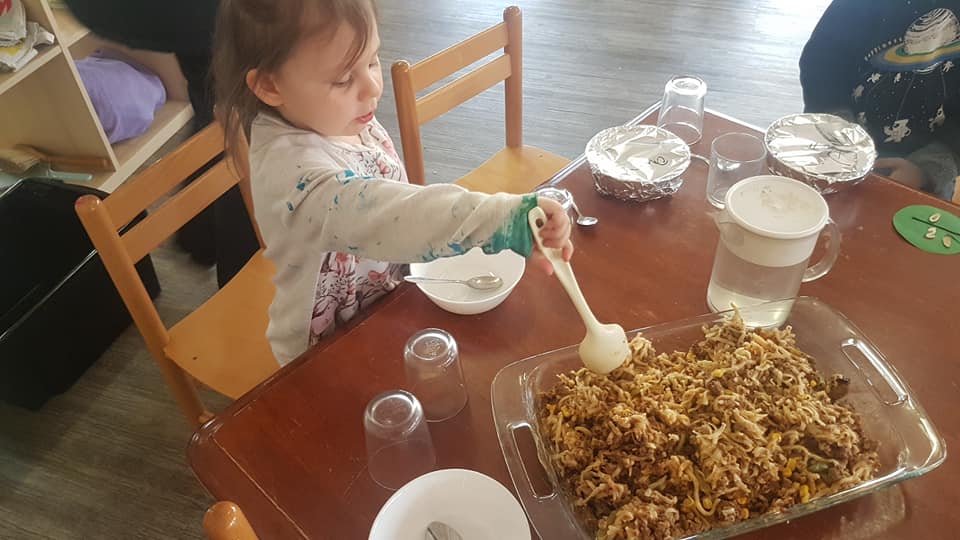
[585,125,691,201]
[764,113,877,194]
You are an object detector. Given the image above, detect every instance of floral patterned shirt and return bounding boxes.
[303,120,407,348]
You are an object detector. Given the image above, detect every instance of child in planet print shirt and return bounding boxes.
[800,0,960,200]
[213,0,573,365]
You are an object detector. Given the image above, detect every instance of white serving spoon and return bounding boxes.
[528,207,630,374]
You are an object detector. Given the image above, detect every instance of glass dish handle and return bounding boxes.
[840,337,946,475]
[841,338,908,405]
[505,421,557,500]
[499,420,590,539]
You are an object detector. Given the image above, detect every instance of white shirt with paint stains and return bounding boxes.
[249,113,537,365]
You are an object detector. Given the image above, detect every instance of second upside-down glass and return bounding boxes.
[404,328,468,422]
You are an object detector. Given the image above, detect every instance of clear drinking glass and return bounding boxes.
[363,390,437,490]
[657,75,707,146]
[534,186,574,223]
[705,132,767,209]
[404,328,467,422]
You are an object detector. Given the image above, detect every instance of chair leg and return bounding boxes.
[204,501,259,540]
[156,356,209,427]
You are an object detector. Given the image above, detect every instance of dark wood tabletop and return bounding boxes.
[188,104,959,540]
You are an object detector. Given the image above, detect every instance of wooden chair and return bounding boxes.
[391,5,569,193]
[74,122,279,427]
[203,501,259,540]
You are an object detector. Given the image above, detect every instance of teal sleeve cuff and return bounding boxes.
[483,194,538,258]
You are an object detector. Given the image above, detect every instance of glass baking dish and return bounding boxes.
[491,297,946,539]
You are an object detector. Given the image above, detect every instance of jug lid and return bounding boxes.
[724,175,829,240]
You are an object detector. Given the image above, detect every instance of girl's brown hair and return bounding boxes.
[212,0,377,162]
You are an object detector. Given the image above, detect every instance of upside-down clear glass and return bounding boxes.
[657,75,707,146]
[364,390,437,490]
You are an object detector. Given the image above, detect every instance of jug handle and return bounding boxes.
[802,218,841,282]
[712,209,740,238]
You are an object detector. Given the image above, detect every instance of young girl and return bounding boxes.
[213,0,574,365]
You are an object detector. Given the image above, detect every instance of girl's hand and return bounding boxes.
[530,197,574,275]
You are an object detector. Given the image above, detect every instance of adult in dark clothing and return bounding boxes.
[64,0,219,126]
[800,0,960,200]
[64,0,258,286]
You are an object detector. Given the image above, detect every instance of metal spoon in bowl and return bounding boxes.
[424,521,463,540]
[404,274,503,291]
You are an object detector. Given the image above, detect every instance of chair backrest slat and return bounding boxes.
[409,23,509,92]
[75,123,234,359]
[76,193,172,360]
[105,124,226,228]
[122,160,238,263]
[75,120,263,426]
[392,5,524,186]
[415,55,512,125]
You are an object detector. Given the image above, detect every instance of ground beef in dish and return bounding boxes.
[539,314,880,540]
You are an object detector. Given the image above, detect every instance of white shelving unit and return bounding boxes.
[0,0,194,193]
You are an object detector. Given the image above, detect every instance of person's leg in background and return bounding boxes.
[176,48,259,285]
[171,49,218,268]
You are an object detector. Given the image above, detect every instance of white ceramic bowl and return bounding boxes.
[408,247,525,315]
[368,468,531,540]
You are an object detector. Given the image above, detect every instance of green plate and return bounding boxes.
[892,205,960,255]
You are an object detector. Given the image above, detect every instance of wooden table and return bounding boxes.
[188,105,959,539]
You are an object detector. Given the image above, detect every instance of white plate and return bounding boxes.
[368,468,531,540]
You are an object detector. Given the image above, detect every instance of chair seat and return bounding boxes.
[455,145,569,194]
[166,250,278,399]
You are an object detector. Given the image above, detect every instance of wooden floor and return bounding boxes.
[0,0,829,538]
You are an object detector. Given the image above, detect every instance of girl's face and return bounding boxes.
[252,21,382,139]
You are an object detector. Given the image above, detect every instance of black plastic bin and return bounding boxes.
[0,179,161,409]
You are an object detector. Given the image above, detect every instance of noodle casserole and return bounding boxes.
[492,298,945,540]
